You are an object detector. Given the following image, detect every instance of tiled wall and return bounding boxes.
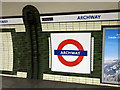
[43,74,120,87]
[42,20,120,87]
[0,32,13,71]
[0,20,120,86]
[0,25,27,78]
[48,37,51,68]
[16,72,27,78]
[0,72,27,78]
[91,37,94,71]
[1,25,26,32]
[42,21,120,32]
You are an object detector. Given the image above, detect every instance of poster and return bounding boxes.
[50,33,91,74]
[102,29,120,84]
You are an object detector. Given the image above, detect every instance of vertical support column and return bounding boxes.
[22,5,42,79]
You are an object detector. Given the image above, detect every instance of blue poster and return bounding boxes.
[103,29,120,84]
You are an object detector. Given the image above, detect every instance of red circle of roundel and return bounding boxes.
[57,39,84,67]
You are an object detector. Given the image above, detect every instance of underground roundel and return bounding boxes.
[51,33,91,74]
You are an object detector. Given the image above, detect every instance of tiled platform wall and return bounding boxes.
[42,20,120,87]
[43,74,120,87]
[0,20,120,86]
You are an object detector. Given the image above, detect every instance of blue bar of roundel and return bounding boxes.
[54,50,87,56]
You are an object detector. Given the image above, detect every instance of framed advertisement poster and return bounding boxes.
[102,27,120,84]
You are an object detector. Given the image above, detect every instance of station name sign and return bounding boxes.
[41,12,119,22]
[0,12,119,25]
[0,18,23,25]
[0,20,8,23]
[77,15,101,20]
[54,50,87,56]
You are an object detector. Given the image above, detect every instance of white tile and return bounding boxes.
[60,23,67,31]
[85,78,93,84]
[15,25,21,32]
[86,22,94,31]
[118,21,120,25]
[0,74,17,77]
[14,25,25,32]
[60,76,67,82]
[4,25,10,28]
[19,25,26,32]
[91,37,94,71]
[1,25,5,28]
[42,23,48,30]
[79,77,86,84]
[73,22,79,31]
[47,23,54,30]
[100,83,119,87]
[48,75,55,80]
[80,22,87,31]
[17,72,22,77]
[17,72,27,78]
[9,25,15,28]
[48,37,51,68]
[22,72,27,78]
[102,21,110,25]
[94,21,101,30]
[66,76,73,82]
[109,21,118,25]
[53,23,60,30]
[92,78,100,85]
[67,22,73,26]
[66,23,73,31]
[54,75,61,81]
[43,75,47,80]
[72,77,80,83]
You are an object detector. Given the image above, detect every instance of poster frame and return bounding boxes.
[102,26,120,85]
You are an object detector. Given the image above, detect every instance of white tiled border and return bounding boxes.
[16,72,27,78]
[0,25,26,32]
[91,37,94,71]
[0,72,27,78]
[0,25,26,78]
[48,37,51,68]
[0,21,119,32]
[0,32,13,71]
[43,74,120,87]
[42,21,120,32]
